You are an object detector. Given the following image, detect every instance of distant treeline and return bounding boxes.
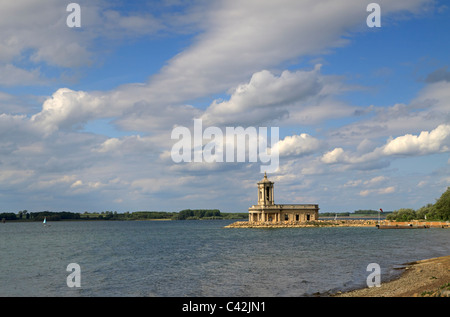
[176,209,221,220]
[320,187,450,221]
[387,187,450,221]
[0,209,248,222]
[0,210,81,221]
[319,209,391,217]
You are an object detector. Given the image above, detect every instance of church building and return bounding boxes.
[248,173,319,223]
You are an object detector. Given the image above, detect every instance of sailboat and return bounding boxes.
[43,217,50,227]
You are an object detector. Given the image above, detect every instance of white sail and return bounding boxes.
[43,217,46,224]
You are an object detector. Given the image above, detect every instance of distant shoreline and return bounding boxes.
[1,217,242,223]
[333,255,450,297]
[0,210,248,222]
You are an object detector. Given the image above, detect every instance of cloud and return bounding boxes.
[29,175,77,191]
[321,147,346,164]
[29,86,203,136]
[0,64,45,86]
[417,180,427,187]
[359,186,395,197]
[0,169,35,185]
[322,124,450,168]
[327,80,450,149]
[30,88,119,135]
[142,0,433,120]
[0,0,442,213]
[275,133,324,157]
[93,135,158,155]
[320,146,382,166]
[21,0,437,136]
[364,176,387,186]
[0,0,90,68]
[411,81,450,113]
[425,66,450,83]
[199,66,365,128]
[344,179,363,188]
[28,65,353,139]
[382,124,450,156]
[0,0,179,86]
[200,67,324,126]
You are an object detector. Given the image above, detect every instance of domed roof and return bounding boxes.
[258,172,273,184]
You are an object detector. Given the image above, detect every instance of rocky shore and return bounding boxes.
[225,219,449,228]
[225,219,378,228]
[334,255,450,297]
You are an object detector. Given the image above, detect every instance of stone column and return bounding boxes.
[271,187,274,204]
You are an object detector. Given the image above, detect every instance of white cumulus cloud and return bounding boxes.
[322,124,450,167]
[275,133,324,157]
[382,124,450,156]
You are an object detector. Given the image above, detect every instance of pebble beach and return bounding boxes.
[334,255,450,297]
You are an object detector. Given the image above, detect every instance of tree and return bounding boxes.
[431,187,450,220]
[0,213,17,220]
[416,204,434,219]
[386,208,416,221]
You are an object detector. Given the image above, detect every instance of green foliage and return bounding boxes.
[0,212,17,220]
[353,209,379,214]
[129,211,177,220]
[221,212,248,219]
[319,212,350,217]
[177,209,221,220]
[2,209,248,222]
[387,187,450,221]
[29,211,81,221]
[416,204,434,219]
[431,187,450,221]
[386,208,416,221]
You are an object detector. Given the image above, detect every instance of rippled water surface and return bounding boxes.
[1,220,449,296]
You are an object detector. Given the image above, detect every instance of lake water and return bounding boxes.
[0,220,449,297]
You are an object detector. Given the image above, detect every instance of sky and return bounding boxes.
[1,0,449,213]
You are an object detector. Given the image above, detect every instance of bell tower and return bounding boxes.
[257,172,274,206]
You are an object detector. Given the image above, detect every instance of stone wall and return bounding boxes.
[225,219,378,228]
[379,220,449,228]
[225,219,450,228]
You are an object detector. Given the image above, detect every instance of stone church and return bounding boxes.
[248,173,319,223]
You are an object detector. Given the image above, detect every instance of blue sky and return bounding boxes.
[1,0,449,213]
